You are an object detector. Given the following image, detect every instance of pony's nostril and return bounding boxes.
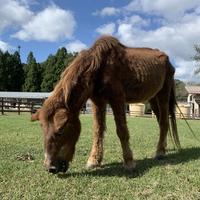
[45,161,69,173]
[48,166,58,174]
[58,160,69,173]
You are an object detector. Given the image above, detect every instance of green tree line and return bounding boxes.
[0,48,75,92]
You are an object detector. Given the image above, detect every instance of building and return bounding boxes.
[185,86,200,118]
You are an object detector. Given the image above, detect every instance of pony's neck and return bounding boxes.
[67,83,92,114]
[60,50,95,114]
[43,86,65,117]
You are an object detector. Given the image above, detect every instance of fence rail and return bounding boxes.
[1,98,199,120]
[0,100,152,117]
[0,98,43,115]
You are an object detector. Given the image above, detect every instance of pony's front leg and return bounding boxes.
[110,100,136,171]
[86,99,106,169]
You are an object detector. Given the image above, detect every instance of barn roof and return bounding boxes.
[185,86,200,94]
[0,92,51,99]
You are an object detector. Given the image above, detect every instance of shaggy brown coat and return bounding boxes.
[32,35,180,173]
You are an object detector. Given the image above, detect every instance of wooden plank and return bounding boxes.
[1,98,4,115]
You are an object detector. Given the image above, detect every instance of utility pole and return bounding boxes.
[18,45,21,55]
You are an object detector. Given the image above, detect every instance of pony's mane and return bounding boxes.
[43,35,125,117]
[91,35,124,54]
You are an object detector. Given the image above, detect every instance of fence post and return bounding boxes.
[1,98,4,115]
[31,102,34,114]
[17,100,21,115]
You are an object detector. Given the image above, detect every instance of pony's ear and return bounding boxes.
[31,109,40,121]
[53,109,68,131]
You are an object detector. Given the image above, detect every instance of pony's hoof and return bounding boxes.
[124,160,136,171]
[86,161,100,170]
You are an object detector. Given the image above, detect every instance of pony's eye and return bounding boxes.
[57,127,64,134]
[55,132,63,139]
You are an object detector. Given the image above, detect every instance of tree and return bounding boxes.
[0,50,24,91]
[0,47,76,92]
[40,54,57,92]
[23,52,40,92]
[175,79,188,102]
[41,47,75,92]
[3,51,12,90]
[193,45,200,75]
[8,51,24,91]
[54,47,75,81]
[0,50,6,90]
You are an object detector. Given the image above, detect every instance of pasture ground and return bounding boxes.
[0,113,200,200]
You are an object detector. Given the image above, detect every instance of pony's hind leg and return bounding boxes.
[155,95,170,159]
[149,97,160,123]
[110,101,135,170]
[86,99,106,169]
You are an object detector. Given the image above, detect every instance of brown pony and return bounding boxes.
[31,35,180,173]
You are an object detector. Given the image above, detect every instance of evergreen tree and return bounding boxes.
[0,50,24,91]
[54,47,75,81]
[2,51,12,91]
[0,50,6,90]
[54,47,68,81]
[23,52,40,92]
[41,47,75,92]
[8,51,24,91]
[0,47,75,92]
[40,55,57,92]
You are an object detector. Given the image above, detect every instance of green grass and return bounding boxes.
[0,113,200,200]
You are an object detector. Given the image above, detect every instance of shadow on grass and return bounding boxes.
[58,147,200,179]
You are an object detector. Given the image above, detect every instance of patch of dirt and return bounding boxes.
[16,153,34,162]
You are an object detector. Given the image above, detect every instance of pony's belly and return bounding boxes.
[125,80,163,103]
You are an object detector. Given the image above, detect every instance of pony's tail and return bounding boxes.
[169,83,181,149]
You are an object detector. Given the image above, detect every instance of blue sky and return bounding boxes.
[1,0,200,82]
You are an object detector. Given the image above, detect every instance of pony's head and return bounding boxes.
[30,51,89,174]
[31,107,80,174]
[30,35,122,173]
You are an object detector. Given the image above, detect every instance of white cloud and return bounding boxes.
[18,0,38,7]
[175,59,199,82]
[118,15,149,28]
[12,5,76,42]
[115,6,200,82]
[125,0,200,21]
[0,0,33,33]
[0,40,12,51]
[96,23,116,35]
[93,7,120,17]
[92,0,200,82]
[117,23,136,45]
[65,40,87,52]
[117,14,200,61]
[117,22,199,82]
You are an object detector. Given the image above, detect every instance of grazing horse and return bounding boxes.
[31,35,180,173]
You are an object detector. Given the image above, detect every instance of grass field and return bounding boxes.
[0,113,200,200]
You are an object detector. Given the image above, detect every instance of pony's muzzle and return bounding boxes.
[58,160,69,173]
[46,160,69,174]
[48,166,58,174]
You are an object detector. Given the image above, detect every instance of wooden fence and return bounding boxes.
[0,98,44,115]
[1,98,199,119]
[0,99,152,116]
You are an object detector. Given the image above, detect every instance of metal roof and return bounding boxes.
[185,86,200,94]
[0,92,51,99]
